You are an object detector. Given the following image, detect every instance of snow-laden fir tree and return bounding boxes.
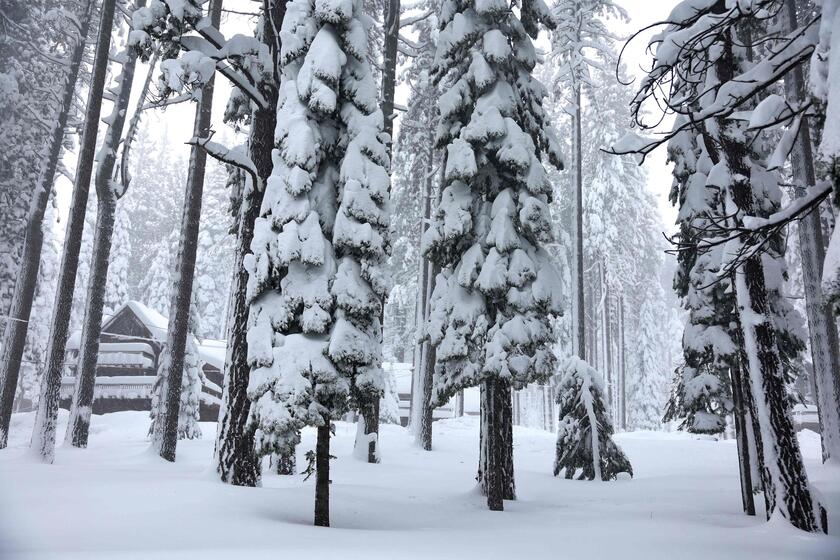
[613,0,821,531]
[104,202,132,315]
[246,0,390,526]
[384,2,439,365]
[140,231,178,316]
[423,0,563,510]
[628,283,669,431]
[16,203,61,411]
[554,356,632,480]
[150,294,205,441]
[663,121,737,435]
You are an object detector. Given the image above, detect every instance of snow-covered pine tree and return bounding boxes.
[807,0,840,463]
[424,0,563,510]
[17,203,61,412]
[140,231,177,316]
[246,0,390,525]
[150,293,205,440]
[0,0,95,449]
[386,3,440,447]
[554,356,632,480]
[613,0,821,531]
[30,0,118,463]
[663,120,737,435]
[548,0,625,362]
[628,284,668,431]
[66,8,150,447]
[104,202,132,315]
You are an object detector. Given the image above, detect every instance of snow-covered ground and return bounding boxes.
[0,411,838,559]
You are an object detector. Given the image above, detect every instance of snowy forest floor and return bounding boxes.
[0,412,838,559]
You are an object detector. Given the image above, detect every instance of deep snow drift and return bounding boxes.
[0,411,838,559]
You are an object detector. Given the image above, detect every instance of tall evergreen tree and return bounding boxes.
[246,0,390,525]
[0,0,95,448]
[424,0,563,510]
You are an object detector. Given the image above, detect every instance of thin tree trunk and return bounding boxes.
[29,0,117,463]
[360,397,380,463]
[602,266,613,423]
[214,0,284,487]
[154,0,222,463]
[0,0,94,449]
[783,0,840,462]
[618,296,626,430]
[730,363,756,515]
[573,83,585,359]
[420,319,435,451]
[314,424,331,527]
[380,0,399,155]
[410,139,436,442]
[65,5,146,447]
[716,24,820,532]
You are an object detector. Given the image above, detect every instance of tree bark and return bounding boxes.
[314,424,331,527]
[481,377,504,511]
[154,0,222,463]
[730,363,756,515]
[29,0,117,463]
[379,0,400,156]
[359,397,380,463]
[716,23,820,532]
[783,0,840,462]
[0,0,94,449]
[214,0,284,487]
[419,327,435,451]
[65,5,146,447]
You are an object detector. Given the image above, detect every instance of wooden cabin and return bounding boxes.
[59,301,224,421]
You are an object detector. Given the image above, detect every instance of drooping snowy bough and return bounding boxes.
[245,0,390,527]
[553,357,631,481]
[423,0,564,510]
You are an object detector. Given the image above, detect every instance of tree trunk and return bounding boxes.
[314,424,331,527]
[618,296,626,431]
[359,397,380,463]
[214,0,284,486]
[572,83,585,359]
[730,363,756,515]
[481,378,504,511]
[420,328,435,451]
[783,0,840,462]
[0,0,94,449]
[410,140,437,442]
[153,0,222,463]
[65,8,145,447]
[29,0,117,463]
[601,265,613,423]
[379,0,400,156]
[716,25,820,531]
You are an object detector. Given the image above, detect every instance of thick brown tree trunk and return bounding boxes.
[65,4,146,447]
[30,0,117,463]
[314,424,331,526]
[154,0,222,463]
[214,0,285,486]
[0,0,94,449]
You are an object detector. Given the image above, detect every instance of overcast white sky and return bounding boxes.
[57,0,681,235]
